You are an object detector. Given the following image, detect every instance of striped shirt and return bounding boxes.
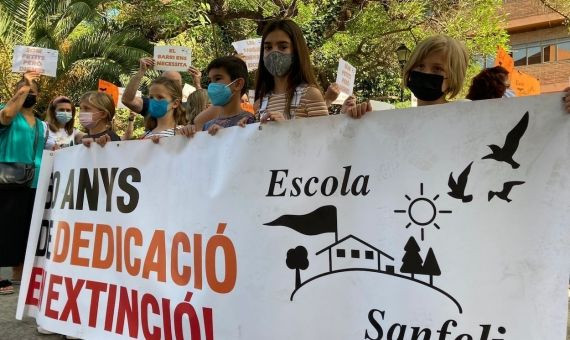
[141,126,183,139]
[263,86,329,119]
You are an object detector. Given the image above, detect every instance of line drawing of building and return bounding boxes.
[315,234,395,272]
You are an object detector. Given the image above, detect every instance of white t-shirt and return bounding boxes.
[49,127,78,148]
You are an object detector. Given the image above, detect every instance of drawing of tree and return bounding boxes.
[420,248,441,285]
[400,237,423,279]
[286,246,309,289]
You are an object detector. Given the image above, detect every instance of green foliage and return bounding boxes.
[0,0,509,124]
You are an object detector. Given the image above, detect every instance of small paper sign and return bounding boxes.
[153,46,192,72]
[98,80,141,110]
[232,38,262,71]
[182,83,197,102]
[12,45,58,77]
[335,58,356,96]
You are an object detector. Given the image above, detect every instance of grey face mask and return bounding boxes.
[263,51,293,77]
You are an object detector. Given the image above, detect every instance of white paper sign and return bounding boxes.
[182,83,197,102]
[232,38,261,71]
[335,58,356,96]
[12,45,58,77]
[117,87,142,110]
[153,45,192,72]
[16,95,570,340]
[332,92,349,105]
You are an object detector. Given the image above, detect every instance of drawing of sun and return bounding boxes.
[394,183,452,241]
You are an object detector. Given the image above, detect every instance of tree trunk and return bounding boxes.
[295,268,301,289]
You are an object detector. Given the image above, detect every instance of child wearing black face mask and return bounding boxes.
[341,35,469,118]
[403,35,469,106]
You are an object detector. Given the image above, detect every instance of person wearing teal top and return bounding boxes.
[0,71,45,295]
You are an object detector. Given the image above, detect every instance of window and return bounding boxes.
[365,251,374,260]
[351,249,360,258]
[487,57,496,68]
[336,249,345,258]
[513,49,526,66]
[543,45,556,62]
[557,41,570,61]
[527,46,541,65]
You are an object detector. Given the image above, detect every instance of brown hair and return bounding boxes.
[145,77,187,131]
[254,19,319,118]
[185,89,209,124]
[80,91,115,127]
[466,66,509,100]
[46,96,76,134]
[403,35,469,99]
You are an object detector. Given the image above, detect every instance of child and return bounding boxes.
[141,76,187,142]
[202,56,255,135]
[342,35,469,117]
[45,96,84,147]
[186,89,210,124]
[403,35,469,106]
[79,91,120,146]
[254,19,328,121]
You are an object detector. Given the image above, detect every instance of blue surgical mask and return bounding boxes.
[55,111,72,124]
[208,79,238,107]
[148,98,170,118]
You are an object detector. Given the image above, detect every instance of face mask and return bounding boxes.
[79,111,99,129]
[148,98,170,118]
[208,79,238,107]
[407,70,445,102]
[55,111,72,124]
[22,94,37,108]
[503,88,516,98]
[264,51,293,77]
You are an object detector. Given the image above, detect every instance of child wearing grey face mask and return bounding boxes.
[254,19,329,123]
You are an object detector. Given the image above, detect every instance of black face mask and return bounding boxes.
[22,94,37,108]
[407,70,445,102]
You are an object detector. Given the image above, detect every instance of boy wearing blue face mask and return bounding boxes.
[202,56,255,135]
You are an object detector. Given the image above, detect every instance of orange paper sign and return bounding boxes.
[98,79,119,106]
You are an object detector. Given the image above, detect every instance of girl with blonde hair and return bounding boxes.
[79,91,120,145]
[141,76,187,142]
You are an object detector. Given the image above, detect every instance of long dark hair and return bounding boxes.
[46,96,76,135]
[254,19,319,117]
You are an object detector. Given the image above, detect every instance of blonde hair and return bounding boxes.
[80,91,115,125]
[145,77,187,131]
[185,89,209,124]
[403,35,469,99]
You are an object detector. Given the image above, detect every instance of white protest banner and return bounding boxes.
[335,58,356,96]
[232,38,261,71]
[17,94,570,339]
[12,45,58,77]
[153,46,191,72]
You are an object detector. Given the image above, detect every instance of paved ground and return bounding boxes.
[0,269,569,339]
